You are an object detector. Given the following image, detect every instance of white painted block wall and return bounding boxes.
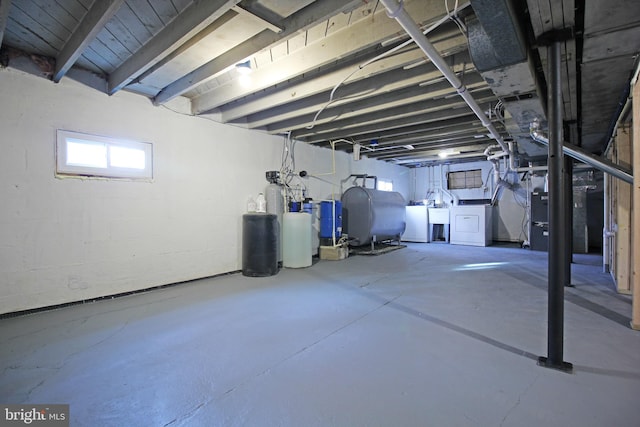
[0,68,409,314]
[409,162,528,242]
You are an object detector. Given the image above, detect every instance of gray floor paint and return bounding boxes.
[1,243,639,426]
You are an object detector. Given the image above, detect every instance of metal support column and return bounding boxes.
[538,37,573,372]
[564,156,574,287]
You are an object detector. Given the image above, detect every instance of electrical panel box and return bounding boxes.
[531,192,548,222]
[530,192,549,252]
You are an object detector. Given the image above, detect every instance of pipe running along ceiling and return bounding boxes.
[1,0,639,168]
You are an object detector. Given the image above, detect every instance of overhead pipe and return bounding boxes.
[379,0,511,160]
[515,163,592,173]
[530,124,633,184]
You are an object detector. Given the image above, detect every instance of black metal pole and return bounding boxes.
[564,156,574,287]
[538,39,573,372]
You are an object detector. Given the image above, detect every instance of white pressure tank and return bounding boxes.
[282,212,312,268]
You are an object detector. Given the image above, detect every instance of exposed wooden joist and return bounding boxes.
[369,140,492,160]
[296,103,491,143]
[217,47,431,121]
[240,51,474,129]
[191,1,460,114]
[266,81,491,135]
[133,9,239,84]
[152,0,373,105]
[527,0,578,124]
[232,5,282,33]
[108,0,241,95]
[53,0,125,83]
[215,34,469,121]
[291,90,494,140]
[0,0,13,48]
[365,125,488,146]
[323,114,482,145]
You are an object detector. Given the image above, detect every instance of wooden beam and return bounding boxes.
[108,0,241,95]
[152,0,363,105]
[614,126,632,294]
[267,81,491,135]
[632,79,640,330]
[232,5,282,33]
[53,0,124,83]
[0,0,12,48]
[133,9,238,84]
[242,51,473,130]
[191,0,458,115]
[294,105,485,143]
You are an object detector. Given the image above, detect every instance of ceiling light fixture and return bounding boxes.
[403,144,415,150]
[438,149,459,158]
[235,60,252,75]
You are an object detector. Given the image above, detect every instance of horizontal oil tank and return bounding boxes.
[341,186,406,246]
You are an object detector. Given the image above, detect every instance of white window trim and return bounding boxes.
[56,130,153,180]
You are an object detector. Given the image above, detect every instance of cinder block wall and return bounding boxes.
[0,68,409,314]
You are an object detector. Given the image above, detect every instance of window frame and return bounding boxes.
[447,169,483,190]
[56,130,153,180]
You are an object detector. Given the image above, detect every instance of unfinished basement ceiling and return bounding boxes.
[1,0,639,167]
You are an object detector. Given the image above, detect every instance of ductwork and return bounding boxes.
[379,0,512,163]
[467,0,547,158]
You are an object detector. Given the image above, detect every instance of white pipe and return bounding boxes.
[483,144,501,157]
[380,0,511,157]
[439,164,458,206]
[492,160,500,185]
[487,152,509,161]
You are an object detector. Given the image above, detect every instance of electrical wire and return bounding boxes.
[305,2,470,131]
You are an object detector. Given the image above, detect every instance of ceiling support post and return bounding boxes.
[564,156,574,288]
[537,38,573,372]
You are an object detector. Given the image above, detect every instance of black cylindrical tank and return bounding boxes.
[242,213,279,277]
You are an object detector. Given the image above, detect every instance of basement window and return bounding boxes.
[448,169,482,189]
[56,130,153,179]
[377,179,393,191]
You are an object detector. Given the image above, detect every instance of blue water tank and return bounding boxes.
[320,200,342,239]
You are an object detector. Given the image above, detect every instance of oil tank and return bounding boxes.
[341,186,406,246]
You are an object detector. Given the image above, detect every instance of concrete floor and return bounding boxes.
[1,243,639,427]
